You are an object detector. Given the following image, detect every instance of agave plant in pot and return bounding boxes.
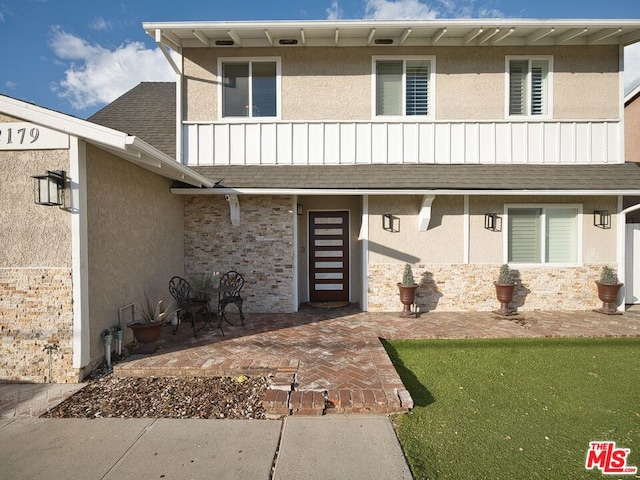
[494,264,516,316]
[397,263,418,318]
[127,296,175,353]
[594,266,623,315]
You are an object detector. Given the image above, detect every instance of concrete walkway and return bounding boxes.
[0,416,412,480]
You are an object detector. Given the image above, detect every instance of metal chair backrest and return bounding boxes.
[169,276,194,306]
[219,271,244,298]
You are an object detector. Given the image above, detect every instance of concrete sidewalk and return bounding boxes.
[0,416,412,480]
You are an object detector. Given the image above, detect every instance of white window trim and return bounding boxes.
[505,55,553,120]
[217,56,282,122]
[503,203,583,266]
[371,55,436,120]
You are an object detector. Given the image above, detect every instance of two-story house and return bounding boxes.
[2,18,640,383]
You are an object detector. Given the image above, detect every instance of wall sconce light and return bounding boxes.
[484,213,497,231]
[383,214,399,232]
[297,203,303,215]
[593,210,610,229]
[32,170,65,206]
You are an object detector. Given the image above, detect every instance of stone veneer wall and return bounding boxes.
[368,263,606,312]
[0,268,75,382]
[184,195,295,313]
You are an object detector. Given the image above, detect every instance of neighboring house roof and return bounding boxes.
[0,94,211,188]
[184,163,640,194]
[89,82,176,159]
[625,83,640,106]
[145,19,640,51]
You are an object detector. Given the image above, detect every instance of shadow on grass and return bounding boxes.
[381,338,435,408]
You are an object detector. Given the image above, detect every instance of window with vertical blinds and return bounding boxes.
[508,206,578,264]
[375,57,432,117]
[508,57,550,117]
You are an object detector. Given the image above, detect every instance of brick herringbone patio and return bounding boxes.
[113,306,640,416]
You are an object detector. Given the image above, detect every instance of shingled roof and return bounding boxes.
[89,82,176,158]
[189,163,640,192]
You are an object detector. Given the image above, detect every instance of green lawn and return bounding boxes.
[385,338,640,480]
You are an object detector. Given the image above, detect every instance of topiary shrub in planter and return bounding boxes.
[397,264,418,318]
[594,266,623,315]
[494,264,517,316]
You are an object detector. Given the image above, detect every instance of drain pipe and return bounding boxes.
[43,344,58,383]
[101,329,112,368]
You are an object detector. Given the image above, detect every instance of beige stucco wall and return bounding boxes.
[625,95,640,163]
[296,196,363,304]
[85,145,185,370]
[183,45,618,122]
[0,114,74,382]
[184,194,295,313]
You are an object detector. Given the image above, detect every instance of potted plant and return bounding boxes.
[594,266,623,315]
[127,296,174,353]
[397,263,418,318]
[494,264,516,316]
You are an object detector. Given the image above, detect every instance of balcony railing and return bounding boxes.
[183,120,621,166]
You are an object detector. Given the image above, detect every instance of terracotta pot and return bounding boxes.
[594,281,623,315]
[397,284,418,318]
[494,282,516,316]
[127,321,165,353]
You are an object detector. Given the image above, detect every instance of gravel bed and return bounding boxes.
[42,375,271,419]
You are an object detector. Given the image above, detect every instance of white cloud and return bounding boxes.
[625,43,640,96]
[48,27,175,111]
[364,0,438,19]
[90,17,112,32]
[327,1,343,20]
[4,80,16,90]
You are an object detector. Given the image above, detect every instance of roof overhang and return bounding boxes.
[0,95,213,188]
[144,19,640,51]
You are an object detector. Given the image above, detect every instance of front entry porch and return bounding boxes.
[113,306,640,416]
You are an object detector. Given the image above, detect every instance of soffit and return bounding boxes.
[144,19,640,51]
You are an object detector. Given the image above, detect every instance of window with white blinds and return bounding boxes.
[507,57,551,117]
[507,206,579,264]
[374,57,433,117]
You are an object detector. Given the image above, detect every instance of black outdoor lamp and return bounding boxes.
[593,210,610,229]
[32,170,66,206]
[484,213,497,231]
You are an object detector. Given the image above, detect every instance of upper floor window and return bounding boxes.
[506,56,552,118]
[219,58,280,119]
[506,205,580,264]
[373,56,434,118]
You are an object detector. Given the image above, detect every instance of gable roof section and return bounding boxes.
[0,94,211,188]
[89,82,176,158]
[179,163,640,195]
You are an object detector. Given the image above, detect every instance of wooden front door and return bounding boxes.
[309,211,349,302]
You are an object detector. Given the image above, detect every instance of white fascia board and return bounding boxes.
[125,137,214,187]
[0,95,128,150]
[170,187,640,196]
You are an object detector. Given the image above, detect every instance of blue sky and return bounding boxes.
[1,0,639,118]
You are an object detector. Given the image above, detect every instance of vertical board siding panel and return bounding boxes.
[575,123,590,164]
[324,123,340,164]
[308,123,324,164]
[214,124,230,165]
[229,124,246,164]
[591,122,606,164]
[478,123,493,163]
[197,124,214,166]
[511,123,527,163]
[292,123,309,164]
[559,123,575,164]
[608,122,620,163]
[495,123,510,163]
[356,123,372,163]
[387,123,403,163]
[340,123,356,164]
[543,123,558,163]
[371,123,388,164]
[244,124,261,164]
[527,123,543,163]
[418,123,434,163]
[184,124,197,165]
[260,123,277,164]
[449,123,465,163]
[403,123,419,163]
[434,123,451,163]
[276,123,293,164]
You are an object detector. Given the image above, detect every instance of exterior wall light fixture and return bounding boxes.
[383,213,399,232]
[593,210,610,229]
[32,170,66,206]
[297,203,303,215]
[484,213,498,231]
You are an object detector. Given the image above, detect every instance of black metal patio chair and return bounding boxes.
[218,271,245,327]
[169,276,212,337]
